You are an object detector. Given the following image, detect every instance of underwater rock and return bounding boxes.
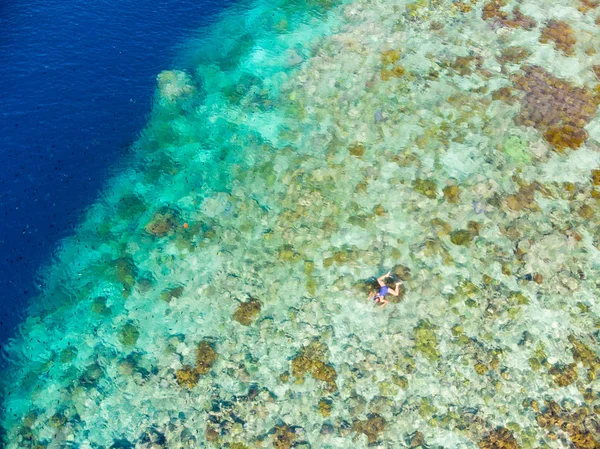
[540,20,577,56]
[144,207,179,237]
[478,427,521,448]
[118,323,140,346]
[410,430,425,447]
[413,179,437,199]
[345,395,367,417]
[233,298,262,325]
[160,286,184,303]
[157,70,195,103]
[353,414,386,444]
[79,362,104,386]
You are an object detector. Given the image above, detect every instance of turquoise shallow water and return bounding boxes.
[3,0,600,447]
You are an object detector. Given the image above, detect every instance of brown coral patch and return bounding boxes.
[290,342,337,391]
[381,49,401,65]
[512,66,599,151]
[349,142,366,157]
[478,427,521,448]
[353,414,386,444]
[144,207,179,236]
[579,0,599,12]
[233,298,262,325]
[535,400,600,448]
[175,365,200,388]
[175,341,218,388]
[549,363,578,387]
[498,47,531,65]
[482,0,536,30]
[196,341,218,374]
[569,335,600,380]
[492,87,515,102]
[273,424,297,449]
[540,20,577,56]
[443,185,460,203]
[451,55,483,76]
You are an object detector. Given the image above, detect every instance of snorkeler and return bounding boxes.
[367,271,402,307]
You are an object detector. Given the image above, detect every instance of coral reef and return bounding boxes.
[540,20,577,56]
[512,66,600,151]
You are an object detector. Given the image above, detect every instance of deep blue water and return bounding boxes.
[0,0,230,347]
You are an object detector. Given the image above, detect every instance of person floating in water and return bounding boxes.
[368,271,402,307]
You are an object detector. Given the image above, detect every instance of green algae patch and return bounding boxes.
[233,298,262,325]
[112,257,137,290]
[116,193,147,220]
[502,135,532,164]
[450,229,473,246]
[91,296,112,316]
[413,320,440,362]
[59,347,77,364]
[118,323,140,346]
[413,179,438,199]
[160,286,185,303]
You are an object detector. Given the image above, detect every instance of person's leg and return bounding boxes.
[377,271,391,287]
[389,282,402,296]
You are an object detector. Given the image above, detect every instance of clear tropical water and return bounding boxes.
[2,0,600,447]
